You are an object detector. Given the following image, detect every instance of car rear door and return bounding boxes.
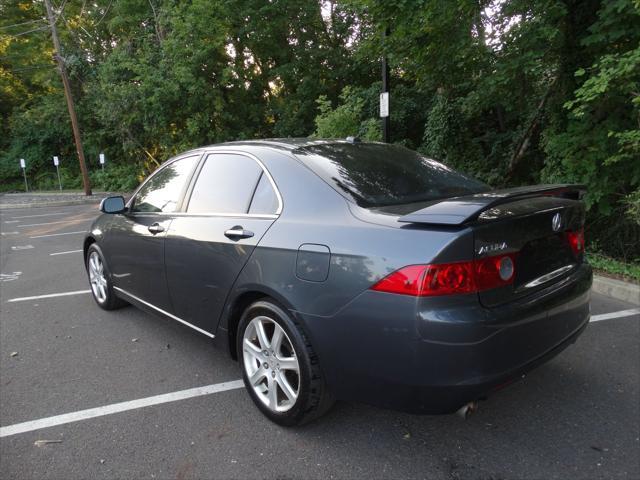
[164,151,281,334]
[105,154,200,312]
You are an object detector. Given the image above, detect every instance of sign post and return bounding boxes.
[53,156,62,190]
[20,158,28,192]
[99,153,105,172]
[381,27,391,143]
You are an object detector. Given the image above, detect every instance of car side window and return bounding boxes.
[131,156,198,213]
[187,154,263,214]
[249,173,279,215]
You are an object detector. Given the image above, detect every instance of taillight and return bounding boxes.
[565,228,585,256]
[369,265,428,296]
[422,262,476,296]
[370,253,517,297]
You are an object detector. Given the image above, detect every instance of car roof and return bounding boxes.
[185,138,383,154]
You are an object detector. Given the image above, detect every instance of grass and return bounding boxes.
[587,251,640,284]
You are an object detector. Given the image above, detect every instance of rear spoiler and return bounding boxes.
[397,184,586,226]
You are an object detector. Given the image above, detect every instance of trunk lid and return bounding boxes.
[397,185,586,307]
[472,196,585,307]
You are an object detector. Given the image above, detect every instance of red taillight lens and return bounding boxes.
[422,262,476,295]
[565,228,585,256]
[369,265,427,296]
[370,253,517,297]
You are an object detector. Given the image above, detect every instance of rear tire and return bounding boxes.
[86,244,127,311]
[237,300,334,426]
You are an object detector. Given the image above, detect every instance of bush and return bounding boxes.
[313,87,373,140]
[587,252,640,283]
[89,163,141,192]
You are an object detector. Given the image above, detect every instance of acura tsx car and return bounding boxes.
[84,138,592,425]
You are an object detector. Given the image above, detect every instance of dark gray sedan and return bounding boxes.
[84,139,592,425]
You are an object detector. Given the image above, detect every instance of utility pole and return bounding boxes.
[381,27,391,144]
[44,0,92,195]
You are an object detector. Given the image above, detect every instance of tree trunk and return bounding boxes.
[507,78,557,179]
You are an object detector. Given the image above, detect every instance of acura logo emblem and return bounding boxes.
[552,212,562,232]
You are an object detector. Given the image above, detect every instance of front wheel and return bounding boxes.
[86,244,127,310]
[238,300,334,426]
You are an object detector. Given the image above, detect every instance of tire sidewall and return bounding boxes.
[237,300,314,426]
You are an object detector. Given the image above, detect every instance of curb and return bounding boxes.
[0,198,102,210]
[592,275,640,305]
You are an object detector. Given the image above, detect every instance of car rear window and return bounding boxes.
[294,143,489,208]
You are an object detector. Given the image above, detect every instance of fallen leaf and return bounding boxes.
[34,440,62,447]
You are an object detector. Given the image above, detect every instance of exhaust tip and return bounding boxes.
[456,401,478,419]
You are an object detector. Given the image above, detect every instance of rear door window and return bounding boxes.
[248,173,279,215]
[187,154,263,214]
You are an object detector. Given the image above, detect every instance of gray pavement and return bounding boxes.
[0,203,638,480]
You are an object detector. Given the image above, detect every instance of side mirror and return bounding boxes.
[100,196,126,214]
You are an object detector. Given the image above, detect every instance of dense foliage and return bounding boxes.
[1,0,638,260]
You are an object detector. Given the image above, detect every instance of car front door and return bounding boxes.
[165,152,281,334]
[104,154,200,312]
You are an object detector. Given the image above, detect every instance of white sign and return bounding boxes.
[99,153,105,165]
[53,156,59,166]
[379,92,389,118]
[20,158,26,169]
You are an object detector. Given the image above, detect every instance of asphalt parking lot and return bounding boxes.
[0,203,638,480]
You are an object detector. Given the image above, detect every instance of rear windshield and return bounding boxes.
[294,143,489,208]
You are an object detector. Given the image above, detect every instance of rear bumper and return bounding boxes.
[298,263,592,414]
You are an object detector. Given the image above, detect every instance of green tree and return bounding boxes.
[1,0,638,261]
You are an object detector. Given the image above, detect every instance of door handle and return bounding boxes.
[224,226,254,240]
[148,223,165,234]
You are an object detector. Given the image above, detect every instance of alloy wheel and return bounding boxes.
[242,315,301,413]
[88,251,107,303]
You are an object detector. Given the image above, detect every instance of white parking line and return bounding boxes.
[50,249,83,256]
[29,230,86,239]
[0,380,245,438]
[0,307,637,438]
[18,220,77,228]
[0,272,22,283]
[590,308,639,322]
[10,212,67,219]
[11,245,34,251]
[7,290,90,303]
